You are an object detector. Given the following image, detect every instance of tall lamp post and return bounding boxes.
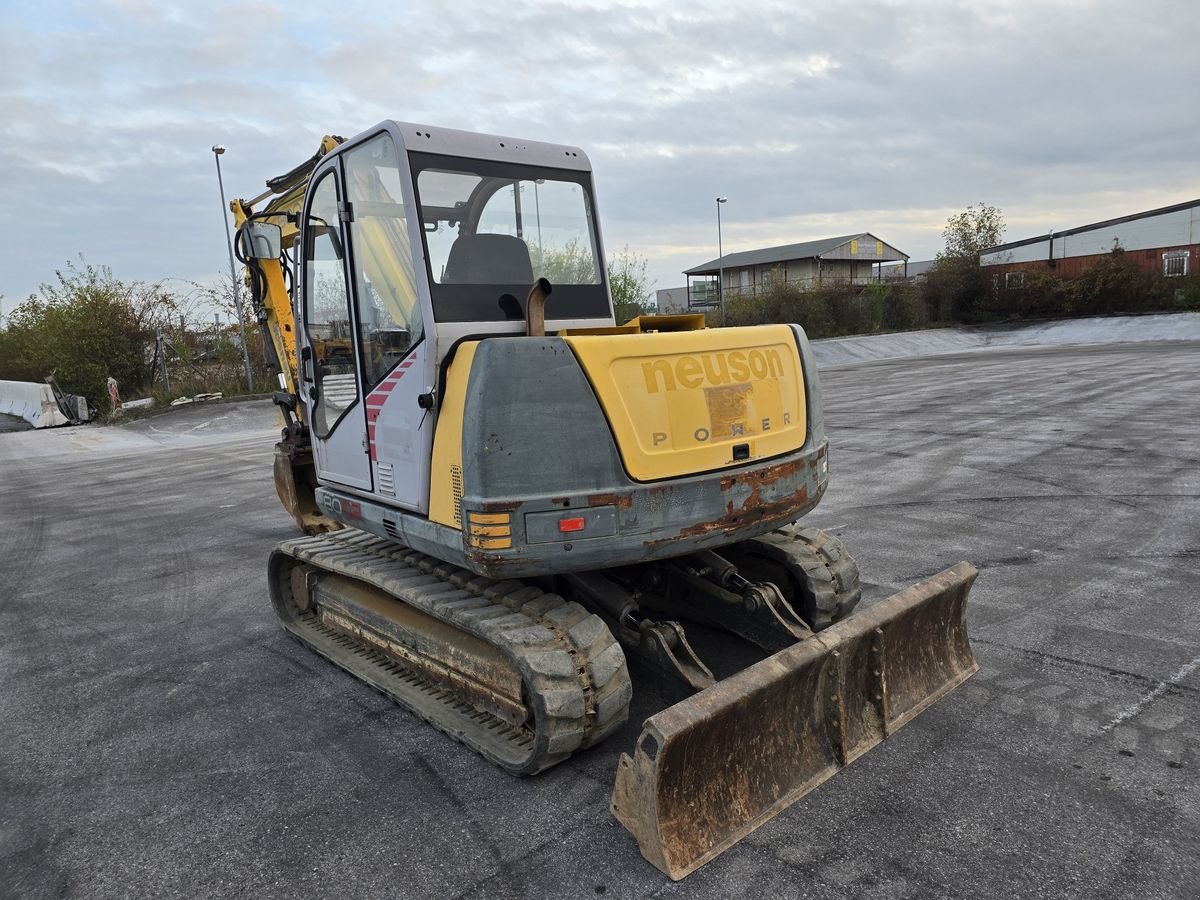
[716,196,728,325]
[211,144,254,392]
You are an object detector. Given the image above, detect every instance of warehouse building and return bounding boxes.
[980,198,1200,290]
[683,233,909,308]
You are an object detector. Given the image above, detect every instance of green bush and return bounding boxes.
[925,257,989,322]
[819,283,869,335]
[881,281,931,330]
[0,262,184,409]
[722,281,900,339]
[725,282,836,337]
[1170,274,1200,311]
[1013,270,1073,319]
[1066,248,1166,316]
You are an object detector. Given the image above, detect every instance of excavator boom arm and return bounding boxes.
[228,134,344,397]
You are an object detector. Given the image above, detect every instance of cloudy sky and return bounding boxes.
[1,0,1197,310]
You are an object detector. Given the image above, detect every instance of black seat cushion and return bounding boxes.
[442,233,534,284]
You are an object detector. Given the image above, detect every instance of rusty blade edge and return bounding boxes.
[639,561,977,736]
[612,561,980,880]
[843,662,979,767]
[662,664,981,878]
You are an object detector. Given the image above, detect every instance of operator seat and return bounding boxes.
[442,233,534,284]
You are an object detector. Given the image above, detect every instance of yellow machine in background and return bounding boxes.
[230,120,978,879]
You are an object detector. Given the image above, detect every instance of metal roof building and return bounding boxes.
[684,232,909,308]
[980,198,1200,289]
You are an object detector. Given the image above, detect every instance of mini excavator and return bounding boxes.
[228,121,978,879]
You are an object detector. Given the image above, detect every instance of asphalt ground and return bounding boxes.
[0,413,32,434]
[1,342,1197,899]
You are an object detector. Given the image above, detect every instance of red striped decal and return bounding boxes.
[366,352,419,463]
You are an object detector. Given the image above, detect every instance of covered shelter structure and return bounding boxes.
[684,233,908,309]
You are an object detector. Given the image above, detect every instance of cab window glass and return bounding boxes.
[344,133,424,388]
[305,172,357,436]
[479,180,599,285]
[410,151,612,322]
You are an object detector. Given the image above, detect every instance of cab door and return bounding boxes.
[340,131,432,512]
[300,167,373,491]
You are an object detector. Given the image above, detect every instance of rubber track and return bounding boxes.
[724,527,863,631]
[269,530,631,775]
[770,526,863,629]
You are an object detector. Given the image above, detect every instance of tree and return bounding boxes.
[0,260,189,408]
[535,237,600,286]
[937,202,1005,261]
[607,245,655,324]
[928,203,1005,321]
[533,241,655,323]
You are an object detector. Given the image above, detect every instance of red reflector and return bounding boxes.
[558,516,586,533]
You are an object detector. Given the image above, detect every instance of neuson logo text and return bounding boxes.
[641,348,785,394]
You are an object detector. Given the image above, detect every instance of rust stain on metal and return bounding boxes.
[587,492,633,509]
[611,562,980,880]
[704,383,753,437]
[645,482,814,549]
[640,453,823,550]
[273,443,340,535]
[479,500,523,512]
[718,458,803,494]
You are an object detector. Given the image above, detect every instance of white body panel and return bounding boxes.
[367,340,432,508]
[313,389,372,490]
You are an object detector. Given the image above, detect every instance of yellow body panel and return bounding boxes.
[564,325,807,482]
[617,313,706,332]
[465,511,511,548]
[466,513,509,526]
[558,313,706,337]
[468,524,511,537]
[469,536,513,550]
[428,342,479,530]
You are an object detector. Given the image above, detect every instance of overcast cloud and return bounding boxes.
[1,0,1197,308]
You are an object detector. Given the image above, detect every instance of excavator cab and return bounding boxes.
[289,125,616,514]
[237,121,979,879]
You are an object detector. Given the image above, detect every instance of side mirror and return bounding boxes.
[245,222,283,259]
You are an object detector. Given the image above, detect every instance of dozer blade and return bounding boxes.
[611,562,978,880]
[273,442,341,535]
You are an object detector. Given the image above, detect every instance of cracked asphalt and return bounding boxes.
[1,340,1197,899]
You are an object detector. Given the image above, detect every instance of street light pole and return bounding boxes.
[716,197,728,326]
[211,144,254,392]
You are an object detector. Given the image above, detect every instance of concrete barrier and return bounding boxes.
[812,312,1200,368]
[0,380,71,428]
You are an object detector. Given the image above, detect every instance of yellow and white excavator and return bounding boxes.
[229,121,978,879]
